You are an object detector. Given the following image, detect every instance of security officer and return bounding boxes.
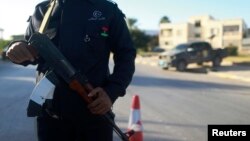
[6,0,136,140]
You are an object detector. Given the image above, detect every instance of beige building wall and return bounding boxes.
[159,23,191,50]
[242,38,250,54]
[221,19,246,51]
[159,15,248,53]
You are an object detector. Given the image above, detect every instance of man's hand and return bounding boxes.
[88,87,112,115]
[6,42,35,63]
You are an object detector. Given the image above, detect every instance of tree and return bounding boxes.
[130,29,150,51]
[127,18,151,51]
[147,35,159,51]
[0,40,10,52]
[160,16,171,24]
[126,18,138,30]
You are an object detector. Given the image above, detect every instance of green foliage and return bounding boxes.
[0,40,10,52]
[127,18,138,30]
[225,46,238,56]
[147,35,159,51]
[137,49,159,57]
[130,29,151,51]
[127,18,158,52]
[160,16,171,24]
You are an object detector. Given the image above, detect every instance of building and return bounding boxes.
[159,15,249,54]
[242,38,250,54]
[10,34,25,40]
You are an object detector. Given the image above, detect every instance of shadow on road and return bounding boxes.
[114,135,182,141]
[184,67,209,74]
[165,64,250,75]
[131,75,250,90]
[113,135,182,141]
[233,61,250,66]
[214,65,250,72]
[116,118,205,131]
[113,118,202,141]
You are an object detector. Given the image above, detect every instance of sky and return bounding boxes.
[0,0,249,39]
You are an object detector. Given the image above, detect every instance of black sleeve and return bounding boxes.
[103,5,136,103]
[19,1,60,66]
[10,1,49,66]
[7,16,38,66]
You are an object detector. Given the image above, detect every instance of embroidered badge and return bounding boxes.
[84,34,91,42]
[88,10,106,21]
[100,26,109,37]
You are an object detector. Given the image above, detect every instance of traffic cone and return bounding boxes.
[128,95,143,141]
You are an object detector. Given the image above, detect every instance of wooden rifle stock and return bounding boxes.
[69,79,93,104]
[69,78,133,141]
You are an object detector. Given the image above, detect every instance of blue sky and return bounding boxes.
[0,0,249,39]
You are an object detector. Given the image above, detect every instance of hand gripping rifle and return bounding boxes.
[26,0,134,140]
[28,33,134,141]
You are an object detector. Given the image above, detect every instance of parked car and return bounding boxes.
[158,41,228,71]
[1,46,8,60]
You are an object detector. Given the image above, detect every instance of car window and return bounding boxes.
[174,44,187,51]
[190,43,200,51]
[202,43,211,50]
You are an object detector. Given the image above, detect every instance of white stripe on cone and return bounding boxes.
[128,95,143,141]
[128,109,143,132]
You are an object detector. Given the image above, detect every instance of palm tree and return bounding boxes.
[126,18,138,30]
[160,16,171,24]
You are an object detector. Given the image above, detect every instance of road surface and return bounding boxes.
[1,61,250,141]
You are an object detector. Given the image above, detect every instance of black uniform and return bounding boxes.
[23,0,136,140]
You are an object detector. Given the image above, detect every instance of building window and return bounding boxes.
[161,29,173,37]
[195,33,201,38]
[195,20,201,27]
[223,25,239,35]
[243,33,247,38]
[164,41,172,45]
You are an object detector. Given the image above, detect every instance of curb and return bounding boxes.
[135,57,158,67]
[135,61,157,67]
[208,72,250,83]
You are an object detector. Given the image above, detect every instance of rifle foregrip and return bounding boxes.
[69,79,93,104]
[83,83,94,93]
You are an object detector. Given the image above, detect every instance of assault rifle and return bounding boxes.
[27,32,134,141]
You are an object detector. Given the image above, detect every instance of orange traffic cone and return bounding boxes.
[128,95,143,141]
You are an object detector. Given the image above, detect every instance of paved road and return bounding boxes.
[1,61,250,141]
[0,61,36,141]
[113,63,250,141]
